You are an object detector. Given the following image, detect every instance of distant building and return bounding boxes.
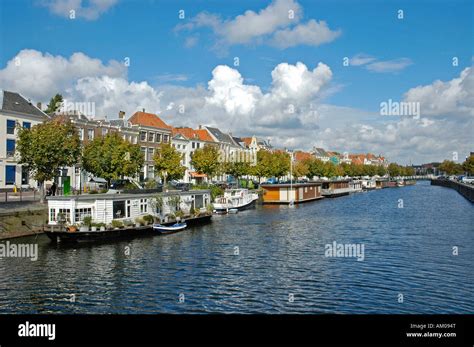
[0,90,49,191]
[311,147,330,162]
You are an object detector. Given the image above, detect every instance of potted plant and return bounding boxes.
[142,214,154,226]
[81,216,92,232]
[111,220,123,229]
[135,217,144,227]
[67,225,78,233]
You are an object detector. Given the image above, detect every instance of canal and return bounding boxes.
[0,181,473,314]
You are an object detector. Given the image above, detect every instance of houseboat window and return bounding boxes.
[58,208,71,223]
[126,200,131,218]
[113,201,126,219]
[50,208,56,222]
[305,187,308,193]
[140,199,148,213]
[194,195,203,209]
[75,208,92,222]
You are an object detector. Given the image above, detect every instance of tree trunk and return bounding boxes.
[39,180,45,203]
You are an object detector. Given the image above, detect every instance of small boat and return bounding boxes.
[228,208,239,214]
[213,189,258,213]
[153,222,187,234]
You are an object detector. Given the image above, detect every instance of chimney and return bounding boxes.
[119,111,125,119]
[198,125,202,129]
[36,102,42,110]
[142,108,145,112]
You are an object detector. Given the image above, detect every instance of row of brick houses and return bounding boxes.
[0,89,387,191]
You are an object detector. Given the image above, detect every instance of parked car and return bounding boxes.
[174,183,190,191]
[461,176,474,184]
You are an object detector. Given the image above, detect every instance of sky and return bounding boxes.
[0,0,472,164]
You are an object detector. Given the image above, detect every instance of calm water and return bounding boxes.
[0,181,473,314]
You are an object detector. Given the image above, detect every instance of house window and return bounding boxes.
[148,132,154,142]
[155,134,161,143]
[196,143,200,149]
[113,201,126,219]
[140,131,147,141]
[148,165,154,179]
[74,208,92,222]
[58,208,71,223]
[6,119,16,134]
[5,165,16,185]
[78,128,84,141]
[23,122,31,129]
[141,147,146,159]
[163,135,169,143]
[6,139,15,157]
[50,208,56,222]
[148,148,154,161]
[192,142,196,149]
[140,199,148,213]
[87,129,94,140]
[21,167,29,185]
[102,128,108,136]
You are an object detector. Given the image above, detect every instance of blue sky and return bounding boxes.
[0,0,472,163]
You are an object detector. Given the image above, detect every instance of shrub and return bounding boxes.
[142,214,154,225]
[89,190,99,194]
[82,216,93,227]
[99,188,108,194]
[111,220,123,229]
[135,217,145,226]
[123,219,134,227]
[175,210,185,219]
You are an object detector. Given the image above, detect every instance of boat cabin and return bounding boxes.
[47,190,211,226]
[260,182,323,204]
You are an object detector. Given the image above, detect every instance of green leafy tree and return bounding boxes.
[388,163,401,177]
[82,132,144,186]
[16,119,81,202]
[462,155,474,175]
[250,150,273,182]
[223,161,250,185]
[439,160,463,175]
[271,151,290,179]
[190,144,221,180]
[293,160,309,179]
[45,94,64,114]
[154,143,186,186]
[376,165,387,176]
[307,158,326,178]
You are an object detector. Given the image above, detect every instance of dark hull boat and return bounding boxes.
[45,215,211,243]
[153,222,187,234]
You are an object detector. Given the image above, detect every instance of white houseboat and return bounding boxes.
[349,180,363,193]
[45,189,212,242]
[361,179,377,190]
[213,188,259,213]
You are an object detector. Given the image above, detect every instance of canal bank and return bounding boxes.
[0,204,47,240]
[431,179,474,202]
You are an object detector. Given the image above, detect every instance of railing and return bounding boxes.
[0,189,40,203]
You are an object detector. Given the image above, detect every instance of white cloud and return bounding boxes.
[270,19,341,48]
[403,67,473,118]
[175,0,339,51]
[349,54,412,73]
[0,49,125,100]
[366,58,413,73]
[1,49,471,164]
[40,0,118,20]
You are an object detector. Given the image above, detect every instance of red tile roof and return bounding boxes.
[171,127,215,142]
[129,111,172,130]
[194,129,214,142]
[241,137,253,147]
[294,151,312,161]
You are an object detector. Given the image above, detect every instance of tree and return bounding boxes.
[250,150,273,182]
[82,132,144,186]
[307,158,326,178]
[154,143,186,186]
[439,160,463,175]
[16,119,81,202]
[45,94,64,115]
[293,160,309,179]
[376,165,387,176]
[462,155,474,175]
[388,163,401,177]
[190,144,221,180]
[223,161,250,186]
[270,151,290,179]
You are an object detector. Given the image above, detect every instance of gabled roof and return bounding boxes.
[194,129,214,142]
[312,147,329,157]
[0,90,49,118]
[171,127,215,142]
[240,137,253,147]
[205,126,235,144]
[129,111,171,130]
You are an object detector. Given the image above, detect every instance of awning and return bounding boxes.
[190,172,207,178]
[89,177,107,183]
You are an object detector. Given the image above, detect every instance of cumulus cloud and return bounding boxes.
[0,49,125,100]
[403,67,473,118]
[0,49,471,164]
[40,0,118,20]
[175,0,339,52]
[270,19,341,49]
